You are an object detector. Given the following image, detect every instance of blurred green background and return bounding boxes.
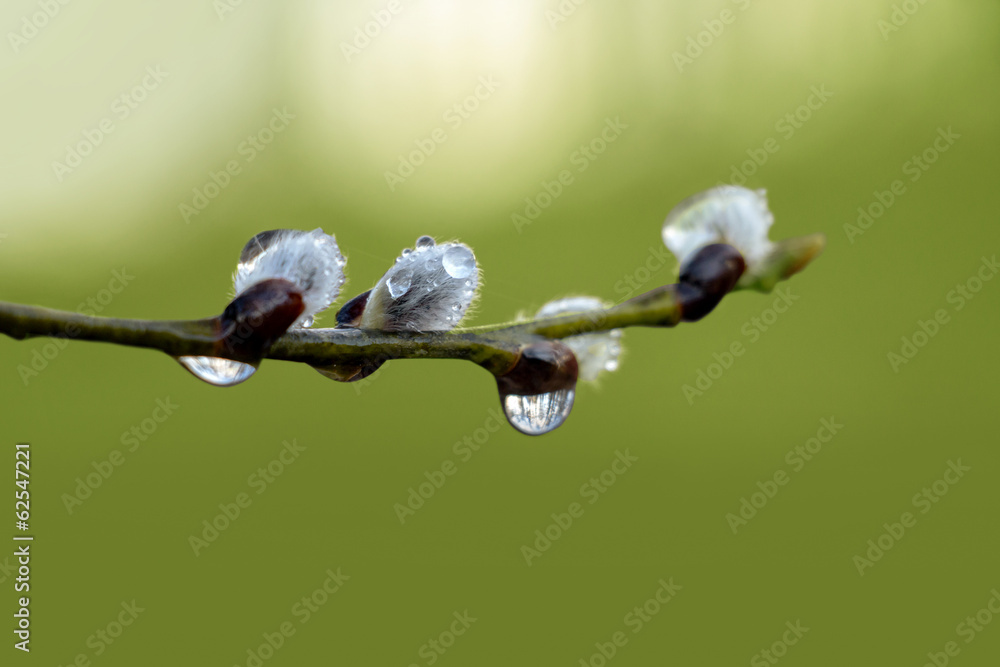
[2,0,999,665]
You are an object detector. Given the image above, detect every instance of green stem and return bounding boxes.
[0,234,824,376]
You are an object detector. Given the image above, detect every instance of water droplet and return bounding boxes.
[238,230,283,269]
[364,238,479,331]
[312,357,384,382]
[401,248,412,256]
[175,356,257,386]
[443,245,476,279]
[387,268,413,299]
[501,389,575,436]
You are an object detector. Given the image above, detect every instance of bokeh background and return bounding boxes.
[2,1,999,665]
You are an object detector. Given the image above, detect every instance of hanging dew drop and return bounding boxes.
[174,356,257,387]
[501,389,575,436]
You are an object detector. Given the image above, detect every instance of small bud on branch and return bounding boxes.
[0,187,823,434]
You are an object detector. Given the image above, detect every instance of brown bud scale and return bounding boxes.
[217,278,304,361]
[496,340,579,397]
[678,244,745,321]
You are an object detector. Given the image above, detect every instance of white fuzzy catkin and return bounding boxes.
[234,228,346,327]
[662,186,775,272]
[177,228,347,387]
[361,236,480,331]
[535,296,622,382]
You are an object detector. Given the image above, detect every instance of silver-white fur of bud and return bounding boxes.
[234,228,346,328]
[361,236,479,331]
[662,186,775,272]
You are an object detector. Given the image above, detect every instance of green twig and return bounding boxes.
[0,234,824,377]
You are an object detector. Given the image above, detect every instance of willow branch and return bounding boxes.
[0,234,824,378]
